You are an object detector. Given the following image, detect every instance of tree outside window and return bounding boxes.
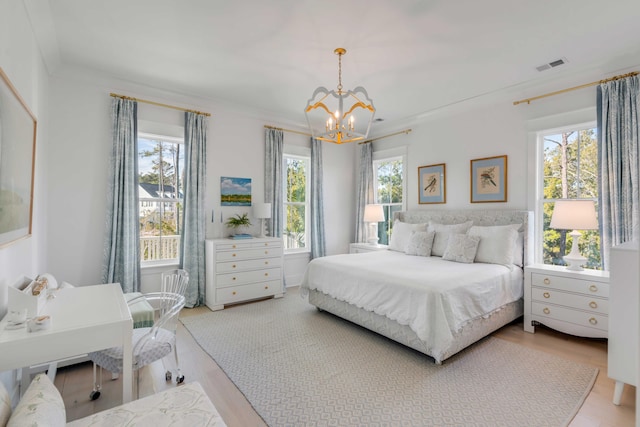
[541,127,601,269]
[284,155,309,251]
[374,157,404,245]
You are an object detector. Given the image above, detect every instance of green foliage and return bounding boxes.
[285,158,307,248]
[225,213,252,228]
[376,160,403,204]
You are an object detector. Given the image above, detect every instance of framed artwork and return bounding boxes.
[470,155,507,203]
[418,163,446,204]
[0,67,38,248]
[220,176,252,206]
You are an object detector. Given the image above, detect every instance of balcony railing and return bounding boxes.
[141,235,180,262]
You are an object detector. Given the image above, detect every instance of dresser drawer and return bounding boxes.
[531,287,608,314]
[216,257,282,273]
[532,301,608,332]
[531,273,609,298]
[216,267,281,288]
[216,240,282,251]
[216,247,283,262]
[216,280,281,304]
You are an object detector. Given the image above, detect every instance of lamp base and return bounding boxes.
[563,230,586,271]
[259,218,268,238]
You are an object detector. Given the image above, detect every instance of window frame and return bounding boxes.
[373,147,407,245]
[283,150,311,254]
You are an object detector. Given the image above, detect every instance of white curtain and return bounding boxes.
[102,97,140,293]
[355,143,374,243]
[180,112,208,307]
[310,138,326,258]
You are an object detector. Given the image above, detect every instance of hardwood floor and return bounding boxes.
[54,303,634,427]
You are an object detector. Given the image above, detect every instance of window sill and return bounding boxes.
[141,260,179,273]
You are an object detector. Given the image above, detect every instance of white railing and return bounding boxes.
[140,235,180,261]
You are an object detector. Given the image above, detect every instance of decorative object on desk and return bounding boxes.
[470,155,507,203]
[253,202,271,238]
[220,177,251,206]
[230,233,253,240]
[27,315,51,332]
[550,199,598,271]
[5,308,27,330]
[418,163,446,204]
[304,48,375,145]
[363,204,385,245]
[0,67,37,249]
[225,212,252,237]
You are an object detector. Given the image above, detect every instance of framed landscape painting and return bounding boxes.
[0,67,37,248]
[220,176,252,206]
[470,155,507,203]
[418,163,446,204]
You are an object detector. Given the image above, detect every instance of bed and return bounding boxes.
[301,209,533,364]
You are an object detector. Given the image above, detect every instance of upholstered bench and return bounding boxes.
[1,373,226,426]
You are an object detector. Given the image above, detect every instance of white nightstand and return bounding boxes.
[349,243,389,254]
[524,263,609,338]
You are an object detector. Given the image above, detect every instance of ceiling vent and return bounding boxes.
[536,57,568,72]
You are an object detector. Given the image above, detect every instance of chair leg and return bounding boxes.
[173,343,184,384]
[89,363,102,401]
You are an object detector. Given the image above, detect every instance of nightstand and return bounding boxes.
[349,243,389,254]
[524,263,609,338]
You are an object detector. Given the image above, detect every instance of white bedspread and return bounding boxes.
[301,251,523,352]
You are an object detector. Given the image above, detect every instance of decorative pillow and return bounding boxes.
[0,380,10,427]
[442,234,481,264]
[8,373,66,427]
[389,221,427,252]
[468,224,521,266]
[405,231,436,257]
[428,221,474,257]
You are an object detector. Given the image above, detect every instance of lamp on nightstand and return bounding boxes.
[253,203,271,238]
[364,204,385,245]
[550,199,598,271]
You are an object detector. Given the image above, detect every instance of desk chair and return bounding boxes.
[88,292,185,400]
[160,269,189,382]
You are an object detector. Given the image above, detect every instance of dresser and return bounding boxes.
[524,263,609,338]
[205,237,284,311]
[349,243,389,254]
[608,241,639,405]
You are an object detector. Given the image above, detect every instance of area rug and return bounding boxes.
[181,290,598,426]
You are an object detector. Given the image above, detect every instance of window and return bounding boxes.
[538,124,601,269]
[138,133,185,264]
[283,153,310,252]
[373,155,405,245]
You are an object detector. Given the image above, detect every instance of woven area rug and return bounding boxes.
[181,290,598,426]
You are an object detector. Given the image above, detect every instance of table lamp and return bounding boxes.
[364,204,385,245]
[253,202,272,238]
[550,199,598,271]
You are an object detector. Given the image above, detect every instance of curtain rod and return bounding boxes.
[263,125,412,144]
[110,92,211,117]
[513,71,639,106]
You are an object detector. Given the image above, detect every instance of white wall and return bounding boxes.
[0,0,50,401]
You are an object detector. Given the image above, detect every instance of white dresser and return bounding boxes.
[608,240,639,405]
[205,237,284,311]
[524,263,609,338]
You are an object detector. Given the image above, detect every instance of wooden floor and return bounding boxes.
[54,302,635,427]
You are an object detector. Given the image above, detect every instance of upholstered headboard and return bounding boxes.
[393,209,534,266]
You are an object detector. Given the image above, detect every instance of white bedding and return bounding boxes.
[301,251,523,353]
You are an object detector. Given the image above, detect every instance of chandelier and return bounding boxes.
[304,48,376,144]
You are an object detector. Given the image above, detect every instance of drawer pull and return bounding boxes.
[589,284,598,292]
[264,273,269,277]
[589,301,598,309]
[265,285,269,290]
[265,261,269,265]
[265,250,269,255]
[543,277,551,285]
[232,253,237,257]
[264,243,268,246]
[232,291,237,295]
[232,245,237,249]
[543,292,550,299]
[589,317,597,325]
[232,264,236,268]
[543,307,550,315]
[232,277,236,281]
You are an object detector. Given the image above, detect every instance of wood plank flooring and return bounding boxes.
[54,299,634,427]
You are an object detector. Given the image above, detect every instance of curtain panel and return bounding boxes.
[310,137,326,259]
[597,75,640,269]
[180,112,208,307]
[355,143,374,243]
[265,128,284,238]
[102,97,140,293]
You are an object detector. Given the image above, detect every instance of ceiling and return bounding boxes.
[26,0,640,129]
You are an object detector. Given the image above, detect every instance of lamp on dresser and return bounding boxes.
[364,204,385,245]
[550,199,598,271]
[253,202,272,238]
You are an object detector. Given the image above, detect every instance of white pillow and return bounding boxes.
[389,221,427,252]
[405,231,436,257]
[8,373,66,427]
[513,231,525,267]
[468,224,521,266]
[442,234,481,263]
[428,221,474,257]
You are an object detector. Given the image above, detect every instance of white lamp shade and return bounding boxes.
[364,204,385,223]
[253,203,272,219]
[550,200,598,230]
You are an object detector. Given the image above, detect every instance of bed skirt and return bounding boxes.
[308,289,523,364]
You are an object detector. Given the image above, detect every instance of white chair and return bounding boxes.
[160,269,189,382]
[88,292,185,400]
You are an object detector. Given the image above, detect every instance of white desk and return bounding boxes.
[0,283,133,403]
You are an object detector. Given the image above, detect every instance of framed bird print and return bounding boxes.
[418,163,446,204]
[470,155,507,203]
